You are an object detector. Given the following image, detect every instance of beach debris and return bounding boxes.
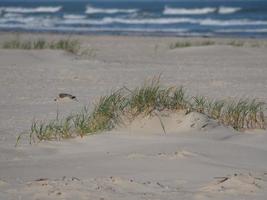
[71,177,80,181]
[214,177,229,184]
[54,93,78,102]
[156,182,165,188]
[34,178,49,182]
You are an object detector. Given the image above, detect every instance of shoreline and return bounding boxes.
[1,29,267,40]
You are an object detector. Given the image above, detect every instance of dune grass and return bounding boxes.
[227,40,245,47]
[170,41,192,49]
[2,38,81,54]
[169,40,215,49]
[17,78,266,144]
[169,40,267,49]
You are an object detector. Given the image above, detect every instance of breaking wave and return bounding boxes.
[60,17,197,25]
[0,6,62,13]
[85,5,138,14]
[63,14,87,20]
[163,6,216,15]
[2,14,267,28]
[218,6,241,14]
[216,28,267,33]
[200,19,267,26]
[163,6,242,15]
[60,17,267,26]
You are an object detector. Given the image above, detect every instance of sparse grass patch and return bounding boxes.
[29,117,75,144]
[200,41,215,46]
[127,77,162,115]
[169,40,215,49]
[72,107,91,137]
[169,87,189,110]
[192,96,207,114]
[49,39,81,54]
[206,100,225,120]
[88,90,128,132]
[227,40,245,47]
[17,78,266,144]
[169,41,192,49]
[78,47,97,58]
[169,40,267,49]
[2,38,81,54]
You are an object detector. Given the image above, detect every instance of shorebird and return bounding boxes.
[54,93,78,102]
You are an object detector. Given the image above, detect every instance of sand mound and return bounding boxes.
[197,173,267,199]
[118,111,219,135]
[6,176,181,200]
[178,112,219,131]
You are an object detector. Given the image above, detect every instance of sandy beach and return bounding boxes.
[0,33,267,200]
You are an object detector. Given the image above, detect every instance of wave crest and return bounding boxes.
[59,17,267,26]
[200,19,267,26]
[85,5,137,14]
[1,6,62,13]
[163,6,242,15]
[163,6,216,15]
[61,17,197,25]
[218,6,241,14]
[63,14,87,20]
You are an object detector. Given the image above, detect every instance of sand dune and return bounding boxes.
[0,33,267,199]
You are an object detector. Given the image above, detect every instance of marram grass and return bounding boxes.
[2,38,81,54]
[169,40,267,49]
[169,40,215,49]
[17,79,266,144]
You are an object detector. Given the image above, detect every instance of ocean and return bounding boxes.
[0,0,267,38]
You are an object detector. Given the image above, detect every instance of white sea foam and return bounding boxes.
[163,6,216,15]
[218,6,241,14]
[0,16,59,28]
[59,17,267,26]
[1,6,62,13]
[0,17,36,24]
[200,19,267,26]
[3,13,22,18]
[61,17,197,25]
[3,14,267,28]
[0,21,186,32]
[216,28,267,33]
[59,27,188,33]
[85,5,137,14]
[63,14,87,20]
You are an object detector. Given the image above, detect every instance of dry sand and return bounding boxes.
[0,33,267,200]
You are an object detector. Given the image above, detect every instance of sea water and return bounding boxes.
[0,0,266,38]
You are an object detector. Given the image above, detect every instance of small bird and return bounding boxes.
[54,93,78,102]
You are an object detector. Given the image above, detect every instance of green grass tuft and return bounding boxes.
[169,40,215,49]
[17,78,266,145]
[227,40,245,47]
[88,90,127,133]
[128,77,162,115]
[49,39,81,54]
[2,38,81,54]
[170,41,192,49]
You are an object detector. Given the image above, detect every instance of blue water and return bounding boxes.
[0,0,267,38]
